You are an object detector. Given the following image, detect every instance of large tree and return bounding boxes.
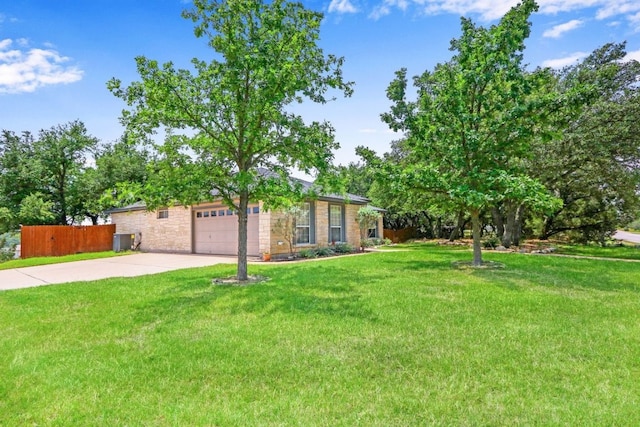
[108,0,352,280]
[34,121,98,225]
[377,0,557,266]
[531,43,640,242]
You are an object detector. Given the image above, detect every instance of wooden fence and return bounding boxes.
[383,227,417,243]
[21,224,116,259]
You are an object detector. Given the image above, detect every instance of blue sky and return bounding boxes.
[1,0,639,167]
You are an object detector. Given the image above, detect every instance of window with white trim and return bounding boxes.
[157,209,169,219]
[329,204,343,243]
[295,202,314,245]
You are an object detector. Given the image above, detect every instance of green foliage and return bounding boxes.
[17,193,56,225]
[0,207,15,234]
[530,42,640,241]
[377,0,555,265]
[356,205,381,240]
[314,246,335,257]
[332,242,355,253]
[296,248,318,258]
[0,231,20,262]
[108,0,352,280]
[482,235,500,249]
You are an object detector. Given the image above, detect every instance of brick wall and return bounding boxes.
[267,200,366,256]
[112,206,193,253]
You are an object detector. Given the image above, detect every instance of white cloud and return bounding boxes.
[329,0,358,14]
[595,2,640,20]
[0,39,83,94]
[359,128,379,133]
[362,0,640,28]
[543,19,584,38]
[630,11,640,32]
[625,49,640,62]
[542,51,589,68]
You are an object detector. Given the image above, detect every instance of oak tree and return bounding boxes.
[108,0,352,280]
[379,0,557,265]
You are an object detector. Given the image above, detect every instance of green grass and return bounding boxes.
[0,250,129,271]
[554,243,640,260]
[1,245,639,425]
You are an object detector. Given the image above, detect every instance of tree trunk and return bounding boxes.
[236,191,249,281]
[449,211,466,241]
[502,202,516,248]
[491,206,504,239]
[512,204,525,246]
[471,209,483,266]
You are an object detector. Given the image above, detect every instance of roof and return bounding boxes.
[105,201,147,214]
[106,171,371,214]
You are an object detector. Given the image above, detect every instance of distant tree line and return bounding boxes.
[0,120,150,233]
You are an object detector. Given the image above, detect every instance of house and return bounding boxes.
[108,184,383,258]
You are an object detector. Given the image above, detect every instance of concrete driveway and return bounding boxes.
[0,253,238,291]
[613,230,640,244]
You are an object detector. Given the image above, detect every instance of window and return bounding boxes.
[227,209,233,216]
[211,211,217,217]
[329,205,344,243]
[203,211,209,218]
[219,210,225,216]
[295,202,314,245]
[196,212,202,218]
[253,206,260,214]
[157,209,169,219]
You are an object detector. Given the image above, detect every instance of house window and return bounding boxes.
[219,210,225,216]
[196,212,202,218]
[368,224,378,238]
[295,202,315,245]
[203,211,209,218]
[157,209,169,219]
[329,204,344,243]
[253,206,260,214]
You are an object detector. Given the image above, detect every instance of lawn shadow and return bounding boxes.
[135,264,379,326]
[471,255,640,293]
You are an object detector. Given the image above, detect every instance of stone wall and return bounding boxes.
[112,206,193,253]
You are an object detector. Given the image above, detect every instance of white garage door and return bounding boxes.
[193,205,260,256]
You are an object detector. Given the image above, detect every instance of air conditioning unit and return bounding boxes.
[113,233,134,252]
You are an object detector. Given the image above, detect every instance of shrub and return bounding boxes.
[315,247,334,257]
[333,243,355,254]
[298,248,317,258]
[482,235,500,249]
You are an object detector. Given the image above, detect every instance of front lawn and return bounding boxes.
[1,245,639,425]
[554,243,640,260]
[0,250,129,271]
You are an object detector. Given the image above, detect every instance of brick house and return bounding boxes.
[109,190,383,258]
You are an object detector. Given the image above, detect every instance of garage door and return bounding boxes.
[193,205,260,256]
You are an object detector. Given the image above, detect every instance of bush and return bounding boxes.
[333,243,355,254]
[0,231,19,262]
[315,247,334,257]
[297,248,317,259]
[482,235,500,249]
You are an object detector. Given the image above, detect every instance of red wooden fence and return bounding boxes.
[21,225,116,259]
[383,227,417,243]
